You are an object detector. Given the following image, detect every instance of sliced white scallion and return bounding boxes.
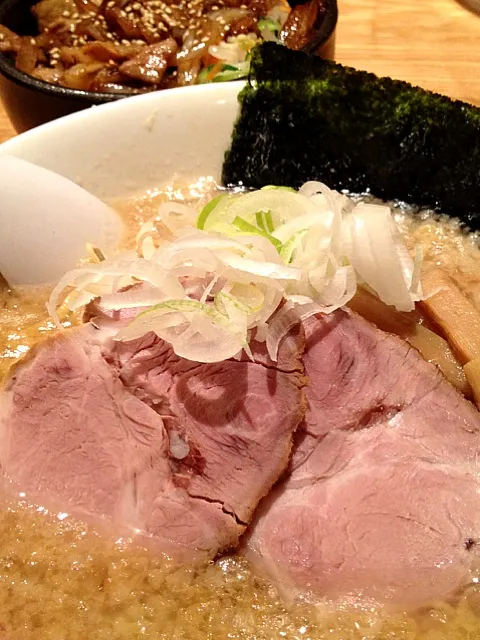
[343,203,423,312]
[47,258,182,327]
[48,181,424,364]
[116,299,246,363]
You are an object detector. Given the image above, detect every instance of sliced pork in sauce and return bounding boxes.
[244,310,480,606]
[0,320,305,561]
[3,284,480,607]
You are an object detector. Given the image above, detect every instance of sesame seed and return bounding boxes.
[30,37,36,44]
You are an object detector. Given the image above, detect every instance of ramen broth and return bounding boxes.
[1,183,480,639]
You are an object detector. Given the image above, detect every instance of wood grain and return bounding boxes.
[335,0,480,104]
[1,0,480,144]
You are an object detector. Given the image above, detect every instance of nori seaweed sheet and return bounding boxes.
[222,42,480,229]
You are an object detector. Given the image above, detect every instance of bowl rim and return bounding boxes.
[0,0,338,103]
[0,79,244,157]
[303,0,337,55]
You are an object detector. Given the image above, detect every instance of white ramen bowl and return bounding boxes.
[0,82,243,284]
[0,81,243,198]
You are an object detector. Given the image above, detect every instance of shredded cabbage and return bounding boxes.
[48,183,424,363]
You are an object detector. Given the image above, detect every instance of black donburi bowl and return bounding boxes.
[0,0,338,133]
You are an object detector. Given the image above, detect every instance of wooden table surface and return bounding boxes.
[1,0,480,144]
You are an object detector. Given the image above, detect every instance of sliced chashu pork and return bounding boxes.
[0,320,305,561]
[245,310,480,606]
